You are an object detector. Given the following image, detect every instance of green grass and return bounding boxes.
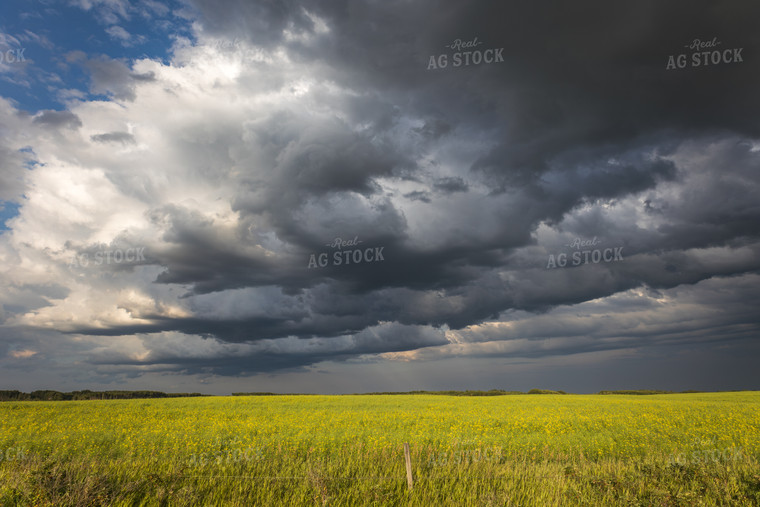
[1,392,759,505]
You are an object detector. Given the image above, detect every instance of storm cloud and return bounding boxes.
[0,0,758,392]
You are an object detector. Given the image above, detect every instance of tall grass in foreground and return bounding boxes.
[1,392,759,505]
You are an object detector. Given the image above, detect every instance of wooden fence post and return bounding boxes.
[403,442,414,491]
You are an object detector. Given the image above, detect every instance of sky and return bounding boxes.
[0,0,759,395]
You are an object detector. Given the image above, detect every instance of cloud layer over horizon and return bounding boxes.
[0,0,758,393]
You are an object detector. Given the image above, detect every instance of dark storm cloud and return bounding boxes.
[229,110,412,252]
[200,0,756,208]
[143,203,308,294]
[73,273,760,377]
[80,323,449,376]
[645,140,760,250]
[189,0,760,133]
[58,0,760,377]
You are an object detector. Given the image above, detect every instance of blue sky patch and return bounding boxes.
[0,0,192,113]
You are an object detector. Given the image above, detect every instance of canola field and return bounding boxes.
[1,392,759,505]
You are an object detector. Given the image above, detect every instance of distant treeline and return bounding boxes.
[355,389,567,396]
[2,389,718,401]
[232,391,308,396]
[230,389,568,396]
[233,389,711,396]
[0,390,207,401]
[351,389,707,396]
[361,389,710,396]
[598,390,705,395]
